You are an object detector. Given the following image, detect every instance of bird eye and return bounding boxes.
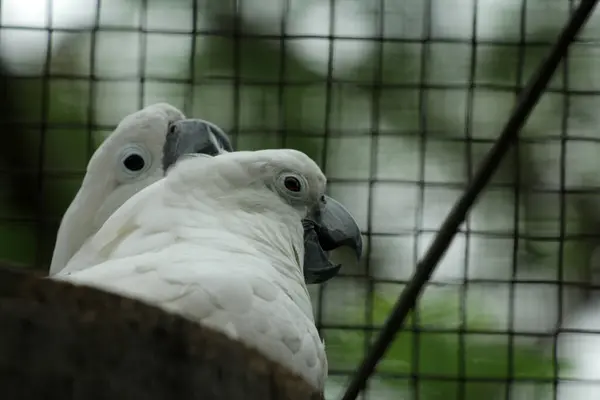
[167,123,178,135]
[284,176,302,192]
[123,154,145,171]
[118,144,152,181]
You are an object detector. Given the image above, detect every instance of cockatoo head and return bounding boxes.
[49,103,233,275]
[163,129,362,285]
[84,103,184,226]
[223,149,363,284]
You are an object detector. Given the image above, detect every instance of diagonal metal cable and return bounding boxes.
[340,1,600,399]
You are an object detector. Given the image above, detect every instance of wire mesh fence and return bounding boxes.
[1,0,600,399]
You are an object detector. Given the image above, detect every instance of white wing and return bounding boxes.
[55,249,328,390]
[50,189,90,275]
[60,179,170,275]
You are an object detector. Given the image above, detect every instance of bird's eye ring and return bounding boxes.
[283,176,302,192]
[117,144,152,181]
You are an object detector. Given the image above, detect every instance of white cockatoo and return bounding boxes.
[53,139,362,390]
[49,103,233,276]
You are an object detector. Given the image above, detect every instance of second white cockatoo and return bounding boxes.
[49,103,232,275]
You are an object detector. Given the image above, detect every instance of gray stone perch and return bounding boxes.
[0,265,323,400]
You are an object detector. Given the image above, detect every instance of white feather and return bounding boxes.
[49,103,186,275]
[56,150,329,390]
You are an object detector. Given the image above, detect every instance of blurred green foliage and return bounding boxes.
[325,294,564,400]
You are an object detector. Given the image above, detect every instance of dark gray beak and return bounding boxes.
[162,119,233,173]
[302,195,362,284]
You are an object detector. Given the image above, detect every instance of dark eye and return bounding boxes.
[284,176,302,192]
[167,123,178,135]
[123,154,145,171]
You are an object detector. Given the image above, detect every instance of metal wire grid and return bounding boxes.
[0,0,599,399]
[343,2,600,399]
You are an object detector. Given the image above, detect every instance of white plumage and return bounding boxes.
[49,103,186,275]
[54,149,338,390]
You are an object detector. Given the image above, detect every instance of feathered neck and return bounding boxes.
[165,176,315,321]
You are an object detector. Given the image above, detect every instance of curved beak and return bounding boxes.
[302,195,362,284]
[162,119,233,173]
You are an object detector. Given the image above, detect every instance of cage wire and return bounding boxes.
[1,0,600,399]
[343,1,600,398]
